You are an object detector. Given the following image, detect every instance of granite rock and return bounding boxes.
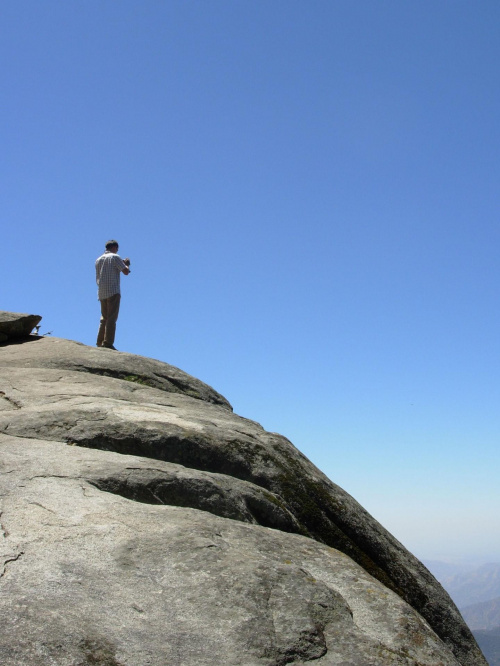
[0,331,487,665]
[1,436,463,666]
[0,310,41,342]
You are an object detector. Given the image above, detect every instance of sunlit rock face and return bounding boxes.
[0,317,487,665]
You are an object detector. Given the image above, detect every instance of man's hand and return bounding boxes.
[123,258,131,266]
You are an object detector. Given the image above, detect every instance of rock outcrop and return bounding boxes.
[0,319,486,665]
[0,310,41,343]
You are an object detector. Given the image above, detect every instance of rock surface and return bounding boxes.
[0,310,41,343]
[0,332,487,665]
[1,436,465,666]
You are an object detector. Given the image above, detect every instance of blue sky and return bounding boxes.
[2,1,500,563]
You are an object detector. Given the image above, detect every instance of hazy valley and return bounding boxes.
[426,561,500,665]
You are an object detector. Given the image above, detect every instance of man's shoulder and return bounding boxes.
[113,254,126,267]
[95,252,124,268]
[96,252,121,262]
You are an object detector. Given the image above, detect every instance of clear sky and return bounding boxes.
[2,1,499,564]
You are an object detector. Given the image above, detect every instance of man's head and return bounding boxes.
[105,240,119,253]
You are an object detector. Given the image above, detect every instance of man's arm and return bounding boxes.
[113,254,130,275]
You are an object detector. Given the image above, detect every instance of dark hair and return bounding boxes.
[105,240,119,250]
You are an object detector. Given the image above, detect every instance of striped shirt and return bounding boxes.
[95,251,127,300]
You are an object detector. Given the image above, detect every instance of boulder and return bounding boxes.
[1,436,463,665]
[0,310,41,342]
[0,330,487,665]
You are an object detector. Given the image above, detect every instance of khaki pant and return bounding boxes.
[97,293,121,347]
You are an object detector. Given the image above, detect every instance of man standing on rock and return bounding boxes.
[95,240,130,350]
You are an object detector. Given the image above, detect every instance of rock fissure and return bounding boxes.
[0,513,8,539]
[146,488,166,504]
[124,466,176,473]
[0,391,22,410]
[0,431,64,443]
[1,551,24,579]
[28,474,82,481]
[28,501,57,514]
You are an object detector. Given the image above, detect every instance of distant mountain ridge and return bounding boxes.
[462,597,500,631]
[425,561,500,609]
[472,627,500,666]
[424,560,500,665]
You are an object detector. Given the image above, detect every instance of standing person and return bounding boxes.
[95,240,131,350]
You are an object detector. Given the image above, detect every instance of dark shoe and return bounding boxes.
[102,344,117,350]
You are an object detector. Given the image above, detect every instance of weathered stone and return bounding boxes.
[0,310,41,341]
[1,436,462,666]
[0,330,487,665]
[0,335,230,408]
[88,462,303,534]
